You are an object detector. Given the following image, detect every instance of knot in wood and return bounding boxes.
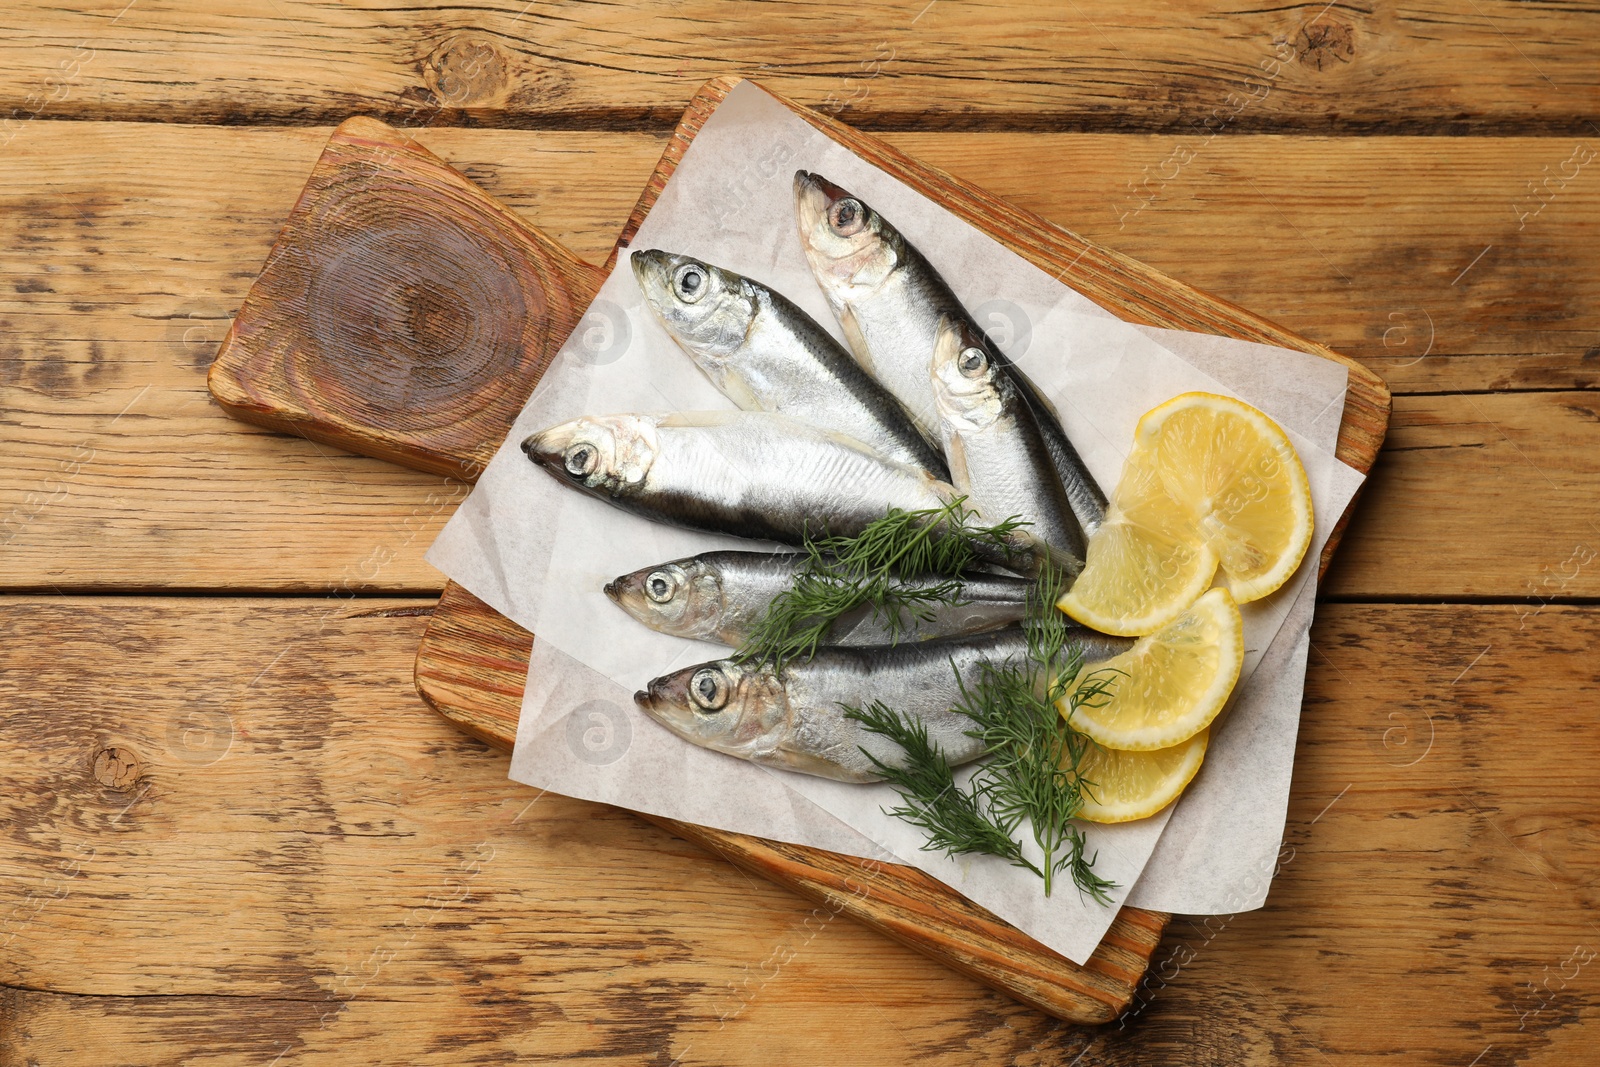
[92,746,142,791]
[1296,20,1356,72]
[425,34,510,108]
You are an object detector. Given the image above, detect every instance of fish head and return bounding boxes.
[603,555,727,640]
[630,250,757,361]
[793,171,901,298]
[521,414,659,497]
[930,315,1007,432]
[635,659,789,761]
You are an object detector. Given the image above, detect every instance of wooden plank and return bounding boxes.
[1253,601,1600,1063]
[1375,352,1600,396]
[11,121,1600,594]
[5,388,1587,600]
[1324,391,1600,600]
[962,130,1600,377]
[5,597,1598,1063]
[2,1,1597,133]
[4,122,1599,387]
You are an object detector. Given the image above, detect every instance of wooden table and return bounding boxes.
[3,4,1598,1063]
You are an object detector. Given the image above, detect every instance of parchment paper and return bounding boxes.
[427,81,1365,957]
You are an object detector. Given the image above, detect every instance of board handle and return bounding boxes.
[208,110,1168,1024]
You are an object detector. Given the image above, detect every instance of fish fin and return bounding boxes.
[769,741,882,783]
[837,304,878,376]
[942,431,974,500]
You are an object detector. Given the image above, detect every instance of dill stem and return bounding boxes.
[879,520,936,573]
[886,503,956,564]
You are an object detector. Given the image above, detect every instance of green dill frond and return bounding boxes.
[843,701,1037,873]
[736,499,1028,669]
[943,561,1124,900]
[778,521,1126,902]
[1065,827,1117,906]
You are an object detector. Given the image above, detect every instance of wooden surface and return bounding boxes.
[3,1,1597,133]
[10,124,1600,597]
[3,1,1599,1062]
[212,94,1192,1023]
[6,598,1600,1065]
[208,116,604,481]
[203,85,1384,1020]
[393,73,1378,1020]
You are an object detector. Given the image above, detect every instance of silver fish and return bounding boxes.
[605,549,1033,646]
[635,626,1132,782]
[630,249,946,477]
[794,170,1108,535]
[931,316,1086,562]
[521,410,1048,573]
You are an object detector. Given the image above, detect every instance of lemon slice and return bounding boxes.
[1055,459,1218,636]
[1140,392,1313,603]
[1058,392,1312,634]
[1059,588,1242,751]
[1073,730,1209,824]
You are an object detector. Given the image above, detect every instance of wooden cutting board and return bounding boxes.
[208,77,1389,1024]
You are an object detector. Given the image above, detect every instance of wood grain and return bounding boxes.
[7,120,1600,595]
[3,1,1597,133]
[240,79,1388,1023]
[7,122,1600,383]
[1326,391,1600,600]
[5,392,1592,606]
[5,597,1599,1063]
[216,83,1376,1017]
[0,0,1595,1059]
[417,582,1167,1024]
[209,116,604,480]
[6,121,1600,390]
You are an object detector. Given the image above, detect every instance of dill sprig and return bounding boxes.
[843,563,1125,903]
[736,499,1028,669]
[845,699,1036,872]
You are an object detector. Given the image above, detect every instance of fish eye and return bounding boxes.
[958,347,988,378]
[828,197,865,237]
[673,263,708,303]
[689,668,729,712]
[645,569,678,603]
[563,443,598,478]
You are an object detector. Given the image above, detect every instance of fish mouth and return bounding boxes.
[520,429,573,477]
[793,171,836,235]
[794,170,852,209]
[629,248,672,291]
[602,567,651,621]
[634,674,687,723]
